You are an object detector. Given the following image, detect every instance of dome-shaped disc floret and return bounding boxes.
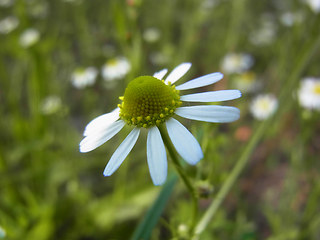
[119,76,181,128]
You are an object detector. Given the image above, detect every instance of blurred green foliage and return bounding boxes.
[1,0,320,239]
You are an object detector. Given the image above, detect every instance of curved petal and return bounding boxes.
[175,105,240,123]
[176,72,223,90]
[83,108,120,136]
[166,118,203,165]
[181,90,241,102]
[153,69,168,80]
[103,128,140,176]
[80,120,125,153]
[147,126,167,185]
[165,62,192,85]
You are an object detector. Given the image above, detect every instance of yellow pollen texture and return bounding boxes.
[119,76,181,128]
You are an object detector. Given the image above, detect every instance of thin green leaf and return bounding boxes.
[131,174,177,240]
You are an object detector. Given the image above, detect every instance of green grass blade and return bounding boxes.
[130,174,177,240]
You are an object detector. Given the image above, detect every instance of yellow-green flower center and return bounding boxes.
[314,84,320,95]
[119,76,181,128]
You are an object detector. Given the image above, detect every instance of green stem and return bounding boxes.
[194,25,320,237]
[158,125,199,236]
[194,121,267,236]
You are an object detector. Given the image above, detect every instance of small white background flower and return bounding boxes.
[232,72,261,94]
[0,16,19,34]
[221,53,254,74]
[250,94,278,120]
[304,0,320,13]
[0,225,6,238]
[19,28,40,48]
[298,77,320,110]
[71,67,98,89]
[143,28,161,43]
[0,0,14,7]
[41,96,62,115]
[102,57,131,81]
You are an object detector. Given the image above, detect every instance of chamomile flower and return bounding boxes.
[250,94,278,120]
[280,12,304,27]
[232,72,260,93]
[41,96,62,115]
[101,57,131,81]
[19,28,40,48]
[143,27,161,43]
[0,225,6,238]
[304,0,320,13]
[221,53,254,74]
[0,16,19,34]
[298,77,320,110]
[249,20,276,46]
[71,67,98,89]
[0,0,14,7]
[80,63,241,185]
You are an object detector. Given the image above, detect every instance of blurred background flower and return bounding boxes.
[102,57,131,81]
[143,27,161,43]
[0,226,6,238]
[0,0,14,7]
[304,0,320,13]
[0,16,19,34]
[298,77,320,110]
[19,28,40,48]
[221,53,254,74]
[250,94,278,120]
[71,67,98,89]
[231,72,261,94]
[40,96,63,115]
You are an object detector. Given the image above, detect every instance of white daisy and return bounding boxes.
[201,0,218,10]
[304,0,320,13]
[143,27,161,43]
[280,12,304,27]
[80,63,241,185]
[41,96,62,115]
[232,72,261,93]
[71,67,98,89]
[101,57,131,81]
[0,16,19,34]
[249,20,276,46]
[298,77,320,110]
[0,0,14,7]
[0,225,6,238]
[221,53,254,74]
[150,52,169,65]
[250,94,278,120]
[19,28,40,48]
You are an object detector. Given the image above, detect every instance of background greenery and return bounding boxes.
[1,0,320,239]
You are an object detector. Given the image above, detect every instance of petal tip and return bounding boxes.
[152,178,166,186]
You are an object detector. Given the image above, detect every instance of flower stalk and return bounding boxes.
[193,23,320,238]
[158,125,199,236]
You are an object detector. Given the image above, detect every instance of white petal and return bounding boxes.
[176,72,223,90]
[103,128,140,176]
[153,69,168,80]
[176,105,240,123]
[166,118,203,165]
[181,90,241,102]
[147,126,167,185]
[83,108,120,136]
[80,120,125,153]
[165,62,192,84]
